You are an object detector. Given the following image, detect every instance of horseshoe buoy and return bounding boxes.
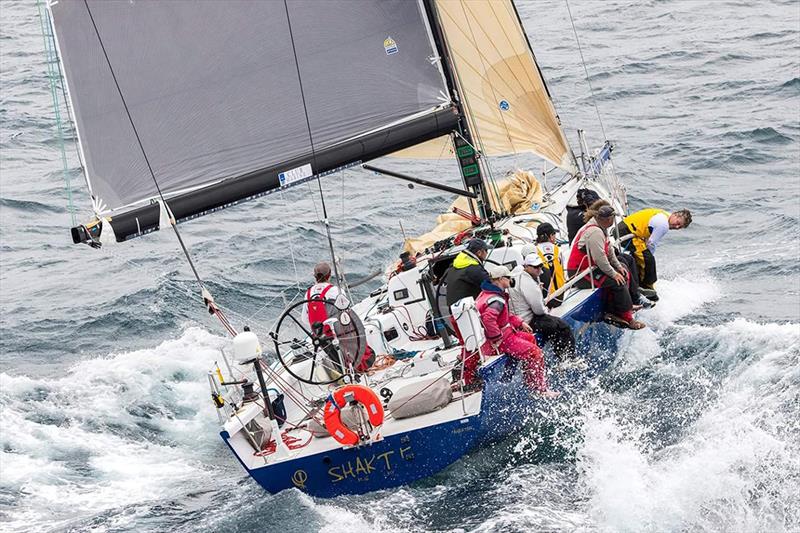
[324,384,384,446]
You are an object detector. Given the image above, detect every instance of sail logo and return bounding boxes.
[499,100,510,111]
[384,36,398,55]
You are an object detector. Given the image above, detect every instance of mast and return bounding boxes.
[422,0,494,221]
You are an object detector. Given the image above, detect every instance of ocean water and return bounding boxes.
[1,0,799,532]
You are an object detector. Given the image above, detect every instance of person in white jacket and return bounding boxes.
[509,254,578,365]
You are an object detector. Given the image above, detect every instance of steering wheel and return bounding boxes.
[269,298,365,385]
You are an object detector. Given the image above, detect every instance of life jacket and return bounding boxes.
[536,242,565,296]
[306,283,334,336]
[475,284,513,348]
[566,223,610,285]
[623,208,669,240]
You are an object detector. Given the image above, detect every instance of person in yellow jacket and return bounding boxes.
[616,208,692,299]
[533,223,566,307]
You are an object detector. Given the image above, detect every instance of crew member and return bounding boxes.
[303,262,374,372]
[302,262,340,331]
[509,254,579,366]
[616,208,692,300]
[444,238,490,388]
[445,238,490,307]
[534,222,566,307]
[477,264,559,398]
[567,188,601,243]
[566,201,646,330]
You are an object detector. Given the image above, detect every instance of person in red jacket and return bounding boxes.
[303,262,341,335]
[476,264,560,398]
[303,262,374,372]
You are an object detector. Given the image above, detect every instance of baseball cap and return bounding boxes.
[523,253,544,268]
[486,263,513,279]
[597,205,616,219]
[465,238,489,253]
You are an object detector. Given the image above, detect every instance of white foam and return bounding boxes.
[617,275,720,370]
[0,327,243,532]
[305,489,413,533]
[577,317,800,532]
[638,275,721,326]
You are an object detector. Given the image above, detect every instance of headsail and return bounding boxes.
[431,0,577,173]
[50,0,456,241]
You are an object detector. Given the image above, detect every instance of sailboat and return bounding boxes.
[45,0,629,497]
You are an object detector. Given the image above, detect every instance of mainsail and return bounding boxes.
[50,0,577,243]
[50,0,456,240]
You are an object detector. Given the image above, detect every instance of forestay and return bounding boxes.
[50,0,455,238]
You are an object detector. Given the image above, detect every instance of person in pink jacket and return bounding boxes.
[476,264,560,398]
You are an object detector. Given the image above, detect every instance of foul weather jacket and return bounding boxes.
[445,250,490,307]
[475,281,546,390]
[567,218,622,279]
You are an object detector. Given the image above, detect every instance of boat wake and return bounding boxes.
[0,328,237,532]
[576,280,800,532]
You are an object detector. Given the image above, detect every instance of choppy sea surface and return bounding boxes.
[1,0,799,531]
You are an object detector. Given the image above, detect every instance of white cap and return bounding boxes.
[486,263,513,279]
[523,253,544,268]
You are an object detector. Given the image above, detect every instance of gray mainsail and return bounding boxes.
[50,0,455,240]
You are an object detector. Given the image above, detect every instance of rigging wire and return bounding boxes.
[565,0,608,141]
[82,0,234,335]
[278,186,302,291]
[282,0,343,290]
[36,1,77,226]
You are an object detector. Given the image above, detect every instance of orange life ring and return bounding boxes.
[323,384,384,446]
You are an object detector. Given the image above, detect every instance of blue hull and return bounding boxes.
[224,288,621,497]
[225,414,483,498]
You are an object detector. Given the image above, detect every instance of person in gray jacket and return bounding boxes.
[510,254,578,363]
[566,201,646,330]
